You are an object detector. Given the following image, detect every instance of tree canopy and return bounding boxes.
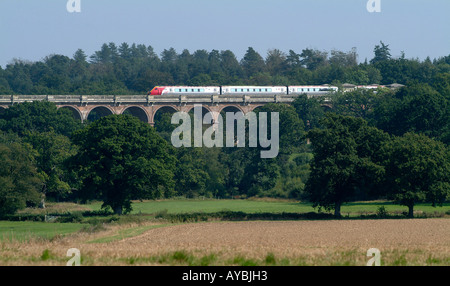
[70,115,176,214]
[305,113,389,217]
[384,133,450,217]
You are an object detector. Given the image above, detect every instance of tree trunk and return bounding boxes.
[114,206,123,215]
[39,192,46,209]
[408,204,414,218]
[334,202,342,218]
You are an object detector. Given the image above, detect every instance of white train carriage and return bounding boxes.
[288,85,338,95]
[221,86,287,96]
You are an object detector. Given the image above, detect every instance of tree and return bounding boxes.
[286,50,301,68]
[292,94,326,131]
[220,50,243,81]
[71,115,176,214]
[0,101,82,137]
[241,47,266,78]
[329,48,358,67]
[235,104,304,197]
[0,132,43,216]
[370,41,391,65]
[305,114,388,217]
[256,103,305,155]
[300,48,328,70]
[25,131,77,203]
[174,147,210,198]
[331,88,387,122]
[265,49,287,76]
[376,83,449,141]
[384,133,450,218]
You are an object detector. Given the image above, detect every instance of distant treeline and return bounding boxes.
[0,41,449,95]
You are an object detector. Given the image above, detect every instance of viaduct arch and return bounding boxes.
[0,93,331,126]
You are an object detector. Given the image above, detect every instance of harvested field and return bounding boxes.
[0,219,449,266]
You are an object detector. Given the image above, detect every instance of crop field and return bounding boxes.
[0,199,449,266]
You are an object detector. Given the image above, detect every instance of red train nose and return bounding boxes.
[149,86,165,95]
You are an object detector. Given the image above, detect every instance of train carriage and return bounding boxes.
[288,85,338,95]
[221,86,287,96]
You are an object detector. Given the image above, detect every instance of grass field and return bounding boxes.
[86,198,450,216]
[0,221,89,242]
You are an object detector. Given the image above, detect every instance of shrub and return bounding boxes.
[376,206,388,218]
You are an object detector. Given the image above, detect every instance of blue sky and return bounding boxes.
[0,0,449,68]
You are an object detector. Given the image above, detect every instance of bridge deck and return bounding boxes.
[0,93,330,106]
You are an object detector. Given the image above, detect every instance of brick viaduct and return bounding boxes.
[0,94,329,125]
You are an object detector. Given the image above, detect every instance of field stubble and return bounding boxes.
[0,219,448,266]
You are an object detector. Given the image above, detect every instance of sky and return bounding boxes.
[0,0,449,68]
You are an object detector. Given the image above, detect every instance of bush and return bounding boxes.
[56,212,83,223]
[376,206,388,218]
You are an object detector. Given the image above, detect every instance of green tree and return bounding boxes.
[220,50,243,82]
[25,131,77,203]
[0,101,82,137]
[329,48,357,67]
[376,83,448,142]
[331,88,390,122]
[384,132,450,217]
[174,147,210,198]
[71,115,176,214]
[300,48,328,70]
[241,47,266,78]
[265,49,287,76]
[256,103,305,155]
[305,114,388,217]
[0,132,43,216]
[292,94,326,131]
[370,41,391,65]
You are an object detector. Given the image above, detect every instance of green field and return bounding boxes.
[0,221,89,242]
[87,198,450,216]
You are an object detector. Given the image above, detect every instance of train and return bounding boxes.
[147,85,340,96]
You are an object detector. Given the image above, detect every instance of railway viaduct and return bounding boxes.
[0,93,330,125]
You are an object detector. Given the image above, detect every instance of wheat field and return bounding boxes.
[0,219,449,266]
